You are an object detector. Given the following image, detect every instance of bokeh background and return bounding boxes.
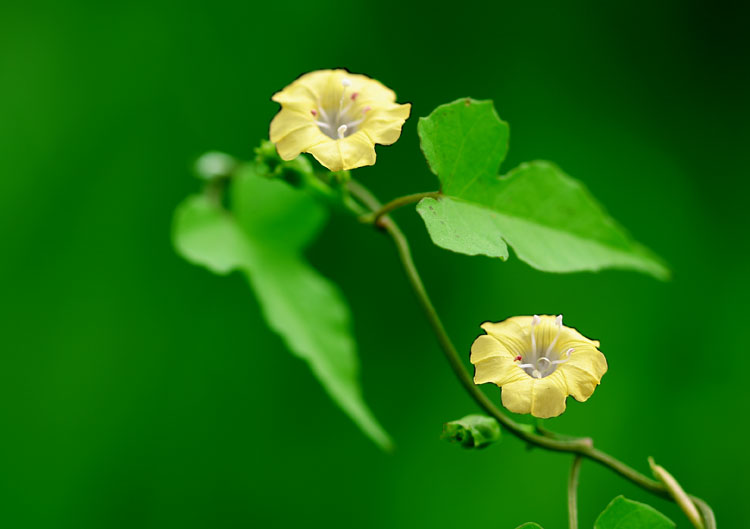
[2,0,748,527]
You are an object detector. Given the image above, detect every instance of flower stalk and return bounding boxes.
[568,455,583,529]
[359,190,441,224]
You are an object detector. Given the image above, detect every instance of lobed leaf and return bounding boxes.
[417,99,669,279]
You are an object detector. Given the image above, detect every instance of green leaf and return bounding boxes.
[418,98,510,197]
[417,98,669,279]
[594,496,675,529]
[441,414,501,449]
[172,165,392,451]
[515,524,544,528]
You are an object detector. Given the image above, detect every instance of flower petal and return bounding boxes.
[502,373,568,418]
[271,70,338,112]
[273,124,328,161]
[470,334,510,363]
[480,319,529,357]
[344,73,397,103]
[474,356,527,386]
[307,131,376,172]
[471,335,526,386]
[270,108,315,142]
[362,103,411,145]
[559,346,608,401]
[557,324,601,349]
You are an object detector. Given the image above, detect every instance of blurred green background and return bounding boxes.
[2,0,748,527]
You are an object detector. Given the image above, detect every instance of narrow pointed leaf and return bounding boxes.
[172,166,392,450]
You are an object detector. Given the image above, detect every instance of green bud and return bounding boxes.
[254,140,282,175]
[194,151,237,181]
[441,414,501,449]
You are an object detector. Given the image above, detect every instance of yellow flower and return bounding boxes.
[269,69,411,172]
[471,315,607,418]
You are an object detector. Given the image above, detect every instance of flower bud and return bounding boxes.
[441,414,501,449]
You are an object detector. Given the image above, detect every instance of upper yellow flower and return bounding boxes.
[269,69,411,172]
[471,315,607,418]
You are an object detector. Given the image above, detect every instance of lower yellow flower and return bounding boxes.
[471,315,607,418]
[269,69,411,172]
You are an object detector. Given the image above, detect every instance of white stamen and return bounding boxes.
[344,117,364,129]
[312,82,365,139]
[515,317,576,379]
[545,314,564,355]
[530,315,540,356]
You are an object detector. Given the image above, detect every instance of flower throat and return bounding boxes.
[311,78,370,140]
[515,315,574,379]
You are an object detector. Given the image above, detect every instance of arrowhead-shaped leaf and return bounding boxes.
[417,98,668,279]
[172,165,392,450]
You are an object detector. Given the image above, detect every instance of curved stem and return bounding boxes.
[346,179,715,527]
[568,455,582,529]
[359,190,440,224]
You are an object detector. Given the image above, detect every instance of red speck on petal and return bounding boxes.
[310,109,317,116]
[351,92,359,100]
[515,356,522,362]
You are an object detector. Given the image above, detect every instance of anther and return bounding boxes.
[337,124,348,139]
[351,92,359,100]
[310,109,317,116]
[363,105,371,113]
[514,355,522,362]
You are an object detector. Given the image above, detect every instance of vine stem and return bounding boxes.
[359,190,440,224]
[346,180,715,528]
[568,456,583,529]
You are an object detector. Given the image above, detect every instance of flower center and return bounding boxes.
[514,315,574,379]
[311,78,370,140]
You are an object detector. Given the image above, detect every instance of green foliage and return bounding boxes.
[515,524,544,528]
[594,496,675,529]
[417,99,669,279]
[172,164,392,451]
[441,414,501,449]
